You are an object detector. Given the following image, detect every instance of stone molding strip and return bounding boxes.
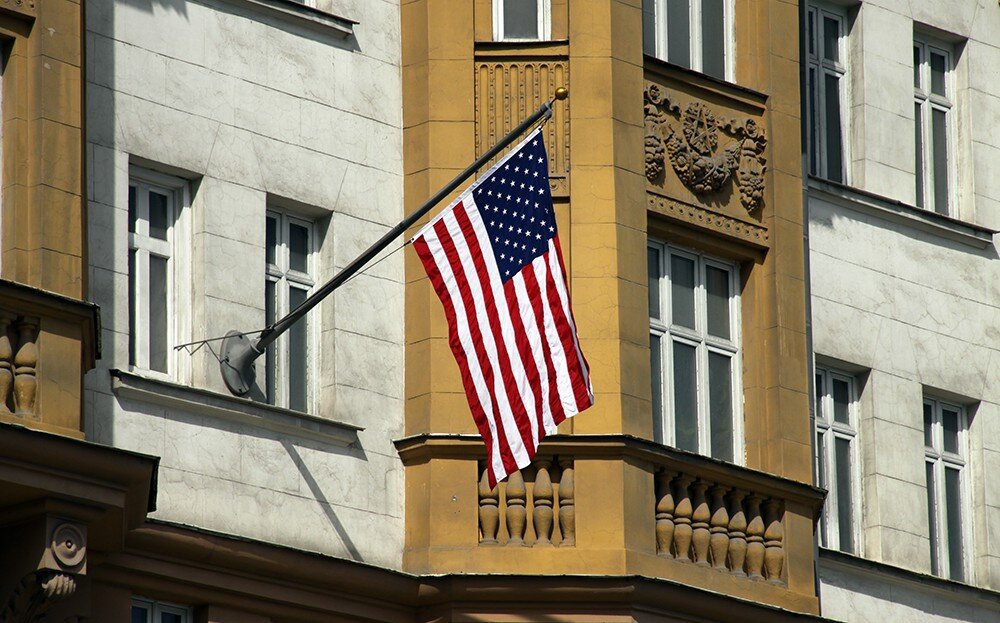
[647,192,770,250]
[110,369,361,447]
[221,0,357,38]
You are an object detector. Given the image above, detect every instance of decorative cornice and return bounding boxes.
[644,84,767,214]
[647,192,770,249]
[0,0,36,22]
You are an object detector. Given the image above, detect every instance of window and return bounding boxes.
[128,169,188,376]
[806,5,848,183]
[814,367,859,554]
[494,0,551,41]
[131,598,190,623]
[642,0,732,80]
[265,211,315,412]
[648,242,741,462]
[913,37,954,214]
[924,397,969,582]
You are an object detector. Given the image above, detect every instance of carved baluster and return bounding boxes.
[0,313,14,413]
[655,470,677,557]
[13,317,39,419]
[690,480,711,566]
[558,458,575,547]
[506,470,527,546]
[533,458,554,546]
[672,475,694,562]
[708,485,730,571]
[763,499,785,584]
[745,494,766,580]
[727,489,748,576]
[478,465,499,545]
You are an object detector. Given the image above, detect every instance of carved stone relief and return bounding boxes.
[644,84,767,214]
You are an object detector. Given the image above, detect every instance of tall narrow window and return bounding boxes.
[128,170,185,376]
[494,0,551,41]
[913,38,953,214]
[131,598,190,623]
[642,0,732,80]
[805,5,848,183]
[265,211,315,413]
[649,242,741,462]
[924,397,969,582]
[814,366,859,554]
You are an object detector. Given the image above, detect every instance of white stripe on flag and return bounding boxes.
[511,271,558,435]
[533,249,579,416]
[546,245,594,402]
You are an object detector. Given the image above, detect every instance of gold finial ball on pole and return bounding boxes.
[554,86,569,101]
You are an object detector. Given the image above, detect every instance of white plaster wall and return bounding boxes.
[83,0,404,567]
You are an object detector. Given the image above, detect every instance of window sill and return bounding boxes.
[220,0,357,38]
[808,177,997,250]
[109,369,362,447]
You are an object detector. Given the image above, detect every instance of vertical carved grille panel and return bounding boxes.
[475,58,569,195]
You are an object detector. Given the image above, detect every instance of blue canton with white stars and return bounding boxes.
[473,133,556,283]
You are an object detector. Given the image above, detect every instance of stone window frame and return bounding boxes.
[127,166,192,382]
[923,396,971,582]
[805,2,850,184]
[131,596,191,623]
[264,209,317,414]
[913,35,955,216]
[648,239,744,464]
[492,0,552,42]
[813,365,861,555]
[641,0,735,82]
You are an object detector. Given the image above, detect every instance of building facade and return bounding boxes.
[803,0,1000,619]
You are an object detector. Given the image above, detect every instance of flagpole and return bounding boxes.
[219,87,569,397]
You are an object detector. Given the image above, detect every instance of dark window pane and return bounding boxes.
[824,73,844,183]
[288,287,309,412]
[924,402,934,447]
[643,0,656,56]
[129,185,137,233]
[289,223,310,273]
[265,280,276,405]
[808,67,819,177]
[161,614,183,623]
[503,0,539,39]
[835,436,855,553]
[945,466,964,581]
[915,103,925,207]
[672,341,698,452]
[927,461,939,576]
[701,0,725,79]
[266,216,277,266]
[814,372,823,419]
[131,606,149,623]
[832,377,850,424]
[670,254,695,329]
[930,51,947,96]
[913,45,922,88]
[648,247,661,319]
[666,0,691,68]
[807,10,816,57]
[708,352,733,462]
[822,16,840,62]
[705,265,730,339]
[149,255,169,373]
[942,408,960,454]
[650,334,663,444]
[148,191,169,240]
[129,249,137,367]
[932,108,949,214]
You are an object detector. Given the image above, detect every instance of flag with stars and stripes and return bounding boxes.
[411,128,593,488]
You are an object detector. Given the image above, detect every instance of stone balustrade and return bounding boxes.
[0,311,39,418]
[478,457,575,547]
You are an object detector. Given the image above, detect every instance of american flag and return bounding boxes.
[411,128,593,488]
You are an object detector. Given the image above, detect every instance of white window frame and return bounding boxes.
[131,597,191,623]
[643,0,735,81]
[805,4,849,183]
[924,397,971,582]
[814,366,861,554]
[265,210,316,413]
[493,0,551,41]
[649,241,743,463]
[127,167,191,381]
[913,37,954,215]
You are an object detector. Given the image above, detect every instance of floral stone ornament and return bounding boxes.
[644,84,767,214]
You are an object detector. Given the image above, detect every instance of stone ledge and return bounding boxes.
[110,369,362,447]
[220,0,357,38]
[808,177,997,250]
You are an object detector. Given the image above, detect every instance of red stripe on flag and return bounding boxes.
[543,249,593,413]
[553,236,593,391]
[521,261,568,426]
